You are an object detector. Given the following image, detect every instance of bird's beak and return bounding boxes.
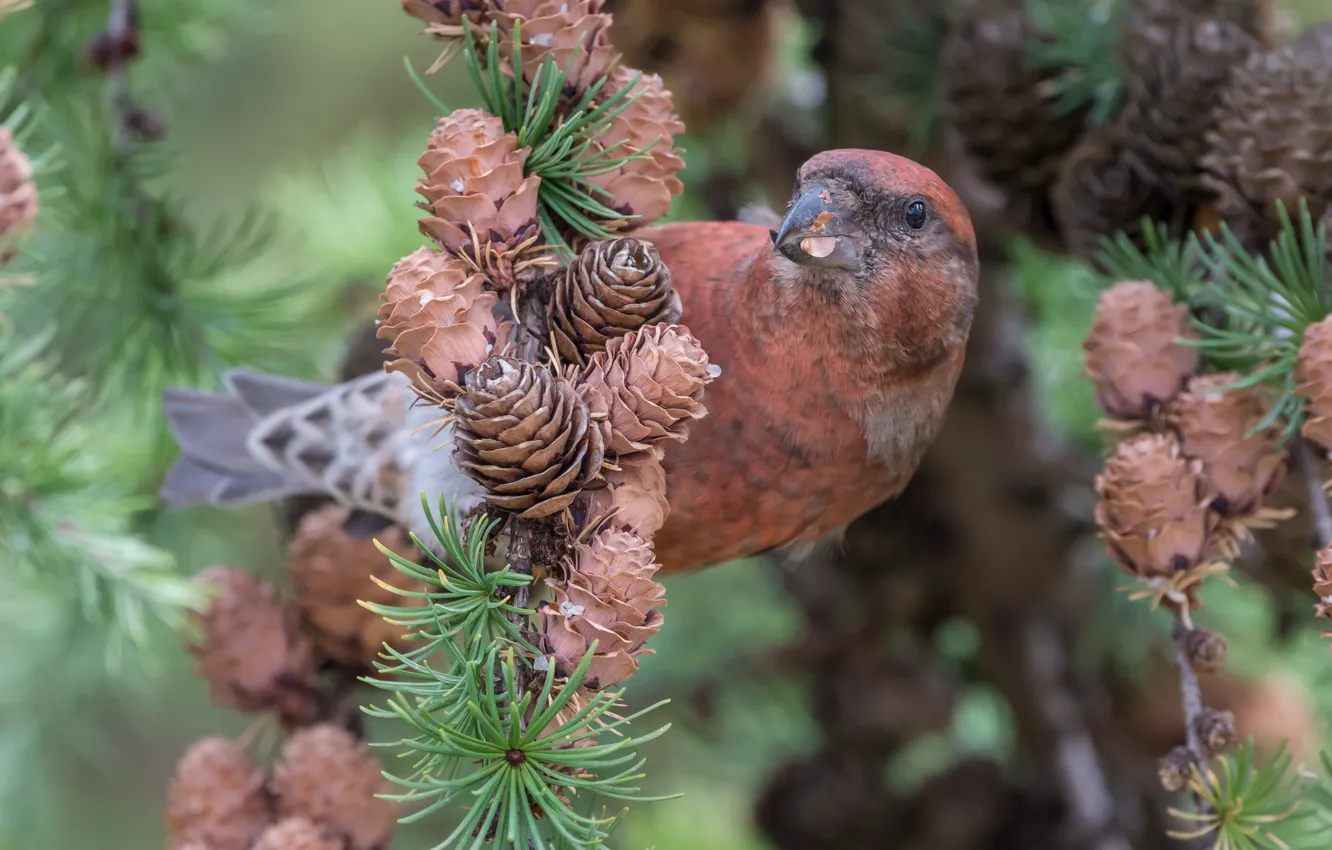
[772,184,860,270]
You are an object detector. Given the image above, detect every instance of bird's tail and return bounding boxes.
[160,370,336,509]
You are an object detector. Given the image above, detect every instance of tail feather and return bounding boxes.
[159,455,295,507]
[223,369,332,419]
[162,387,268,475]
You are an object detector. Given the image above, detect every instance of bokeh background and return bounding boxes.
[7,0,1332,848]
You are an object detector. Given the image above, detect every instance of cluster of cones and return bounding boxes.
[942,0,1332,257]
[164,507,426,848]
[0,125,37,262]
[376,2,711,688]
[166,726,396,850]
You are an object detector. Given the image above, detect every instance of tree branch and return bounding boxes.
[1295,437,1332,550]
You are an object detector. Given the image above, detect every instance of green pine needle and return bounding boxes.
[460,18,656,258]
[1025,0,1126,125]
[1168,740,1311,850]
[1097,217,1208,303]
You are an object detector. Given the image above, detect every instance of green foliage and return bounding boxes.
[1168,740,1315,849]
[365,500,672,849]
[461,19,655,257]
[876,6,950,156]
[0,327,202,658]
[1098,217,1208,304]
[1026,0,1125,125]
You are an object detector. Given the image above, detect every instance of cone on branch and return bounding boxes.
[1094,432,1216,581]
[453,356,606,518]
[166,737,272,850]
[256,818,344,850]
[1170,372,1286,518]
[492,0,615,95]
[539,528,666,689]
[1082,280,1199,421]
[941,0,1087,238]
[186,567,321,726]
[577,324,712,460]
[1183,627,1228,672]
[0,125,38,242]
[1118,16,1257,204]
[273,725,397,850]
[1201,46,1332,250]
[1297,315,1332,451]
[1052,122,1178,258]
[582,453,669,537]
[1121,0,1280,62]
[585,66,687,227]
[1158,745,1195,792]
[287,505,428,670]
[377,245,507,399]
[416,110,546,286]
[549,237,682,365]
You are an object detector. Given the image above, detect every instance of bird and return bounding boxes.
[159,149,978,572]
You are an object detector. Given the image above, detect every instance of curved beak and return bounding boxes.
[771,184,860,269]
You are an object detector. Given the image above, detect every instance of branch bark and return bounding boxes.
[1295,437,1332,550]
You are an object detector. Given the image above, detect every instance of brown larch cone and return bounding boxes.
[1082,280,1200,420]
[608,0,778,131]
[1171,372,1285,517]
[453,356,606,518]
[1182,627,1228,672]
[941,0,1087,239]
[166,737,273,850]
[1201,46,1332,251]
[186,567,320,725]
[1052,121,1179,258]
[1157,746,1195,792]
[492,0,614,96]
[577,324,712,460]
[539,528,666,689]
[1117,15,1257,204]
[416,110,545,287]
[273,725,397,850]
[585,65,687,227]
[1314,545,1332,623]
[549,237,682,365]
[581,453,669,537]
[1094,432,1216,579]
[287,505,428,670]
[0,126,38,240]
[377,246,507,399]
[402,0,487,27]
[256,818,345,850]
[1297,316,1332,451]
[1121,0,1280,57]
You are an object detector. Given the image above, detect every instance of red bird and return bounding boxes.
[159,150,977,573]
[643,149,979,572]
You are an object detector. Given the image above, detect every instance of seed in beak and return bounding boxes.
[801,236,837,258]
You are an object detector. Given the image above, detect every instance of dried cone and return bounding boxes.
[539,528,666,689]
[1201,47,1332,250]
[287,505,428,670]
[0,126,38,240]
[582,454,669,537]
[402,0,487,28]
[1118,16,1257,203]
[585,66,687,227]
[941,0,1087,236]
[1171,372,1285,517]
[377,246,505,398]
[256,818,344,850]
[186,567,320,725]
[273,725,397,850]
[1082,281,1200,420]
[1121,0,1279,61]
[416,110,544,286]
[550,237,682,365]
[454,357,606,518]
[1094,432,1215,579]
[1052,122,1178,258]
[1297,316,1332,451]
[492,0,614,95]
[166,738,272,850]
[578,324,711,460]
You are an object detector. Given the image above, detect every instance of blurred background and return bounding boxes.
[7,0,1332,848]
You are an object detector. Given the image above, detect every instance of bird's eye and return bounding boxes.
[905,199,929,230]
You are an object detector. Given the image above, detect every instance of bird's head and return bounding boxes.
[770,149,979,371]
